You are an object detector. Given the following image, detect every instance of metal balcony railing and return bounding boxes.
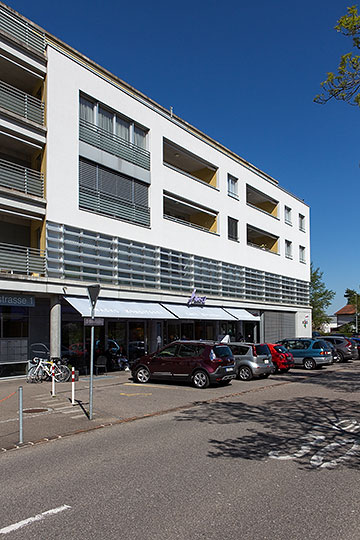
[0,80,44,125]
[0,5,46,54]
[0,159,44,197]
[0,243,46,276]
[79,118,150,170]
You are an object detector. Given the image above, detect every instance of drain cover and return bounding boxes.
[23,408,48,414]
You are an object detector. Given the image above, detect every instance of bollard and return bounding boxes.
[18,386,23,444]
[51,363,56,397]
[71,366,75,405]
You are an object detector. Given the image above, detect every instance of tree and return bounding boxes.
[344,288,359,305]
[310,263,335,330]
[314,5,360,106]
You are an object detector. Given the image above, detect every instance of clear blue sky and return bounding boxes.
[5,0,359,313]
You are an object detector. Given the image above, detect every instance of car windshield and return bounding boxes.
[255,344,269,355]
[213,345,232,358]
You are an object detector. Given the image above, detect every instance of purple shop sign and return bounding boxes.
[187,288,206,307]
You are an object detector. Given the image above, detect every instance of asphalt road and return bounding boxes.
[1,363,360,540]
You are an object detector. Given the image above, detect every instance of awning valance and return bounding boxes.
[65,297,177,319]
[161,304,237,321]
[222,308,260,321]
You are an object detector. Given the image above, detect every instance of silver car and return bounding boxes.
[227,342,274,381]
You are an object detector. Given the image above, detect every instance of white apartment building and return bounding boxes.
[0,3,311,377]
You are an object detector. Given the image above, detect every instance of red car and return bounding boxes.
[267,343,294,373]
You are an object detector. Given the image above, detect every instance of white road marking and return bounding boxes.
[51,405,74,411]
[0,505,71,534]
[70,414,86,419]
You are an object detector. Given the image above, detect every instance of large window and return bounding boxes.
[79,95,148,149]
[299,245,306,263]
[79,158,150,227]
[299,213,306,232]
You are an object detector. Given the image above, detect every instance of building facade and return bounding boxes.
[0,3,311,377]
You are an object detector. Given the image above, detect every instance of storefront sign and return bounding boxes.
[84,317,105,326]
[0,294,35,307]
[187,289,206,307]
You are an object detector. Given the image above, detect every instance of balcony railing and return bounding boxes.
[79,118,150,171]
[0,159,44,197]
[164,213,218,235]
[0,243,46,276]
[0,80,44,125]
[79,186,150,227]
[0,5,46,54]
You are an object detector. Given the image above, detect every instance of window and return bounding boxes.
[157,344,178,357]
[80,96,94,123]
[227,174,238,198]
[299,245,306,263]
[228,217,239,241]
[299,213,305,231]
[285,240,293,259]
[79,94,148,149]
[284,206,292,225]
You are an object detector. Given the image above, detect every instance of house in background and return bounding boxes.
[334,305,356,329]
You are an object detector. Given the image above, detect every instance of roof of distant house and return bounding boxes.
[335,304,356,315]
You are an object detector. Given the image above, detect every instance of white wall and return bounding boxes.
[46,46,310,283]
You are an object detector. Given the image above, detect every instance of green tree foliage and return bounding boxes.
[310,263,335,330]
[314,5,360,106]
[344,288,359,305]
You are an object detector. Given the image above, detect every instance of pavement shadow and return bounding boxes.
[271,364,360,394]
[175,396,360,470]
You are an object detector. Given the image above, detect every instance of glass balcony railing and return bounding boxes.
[0,5,46,54]
[0,243,46,276]
[0,80,44,125]
[0,159,44,197]
[79,118,150,171]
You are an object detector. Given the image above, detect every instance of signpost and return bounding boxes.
[87,284,100,420]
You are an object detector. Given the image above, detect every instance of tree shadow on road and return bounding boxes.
[175,396,360,470]
[271,364,360,394]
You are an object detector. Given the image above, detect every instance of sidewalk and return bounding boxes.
[0,370,246,452]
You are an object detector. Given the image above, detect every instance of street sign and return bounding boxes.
[84,317,104,327]
[87,284,100,309]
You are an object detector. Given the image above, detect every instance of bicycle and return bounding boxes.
[27,357,71,383]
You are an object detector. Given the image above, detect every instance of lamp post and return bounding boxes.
[87,284,100,420]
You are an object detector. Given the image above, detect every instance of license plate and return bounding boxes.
[226,367,233,372]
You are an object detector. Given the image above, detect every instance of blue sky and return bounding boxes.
[5,0,359,313]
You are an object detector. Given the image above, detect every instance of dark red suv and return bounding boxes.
[131,340,236,389]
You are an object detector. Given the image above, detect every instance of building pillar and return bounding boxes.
[50,295,61,358]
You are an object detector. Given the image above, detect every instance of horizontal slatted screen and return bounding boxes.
[47,222,310,305]
[79,158,150,227]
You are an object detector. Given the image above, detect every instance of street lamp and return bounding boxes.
[87,284,100,420]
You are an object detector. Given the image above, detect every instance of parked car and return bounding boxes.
[266,343,295,373]
[320,336,358,362]
[131,340,236,389]
[276,338,333,370]
[324,341,341,363]
[351,337,360,358]
[227,342,274,381]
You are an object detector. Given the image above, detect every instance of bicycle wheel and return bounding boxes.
[55,365,71,382]
[27,366,41,383]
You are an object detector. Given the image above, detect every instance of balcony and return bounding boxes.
[163,192,218,234]
[0,158,44,198]
[79,118,150,171]
[246,185,279,218]
[0,5,46,55]
[163,139,217,188]
[0,242,45,276]
[0,80,44,125]
[247,225,279,254]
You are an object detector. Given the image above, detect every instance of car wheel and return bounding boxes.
[134,366,151,384]
[273,364,279,374]
[281,368,290,373]
[238,366,253,381]
[337,351,345,362]
[192,370,210,389]
[303,358,316,370]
